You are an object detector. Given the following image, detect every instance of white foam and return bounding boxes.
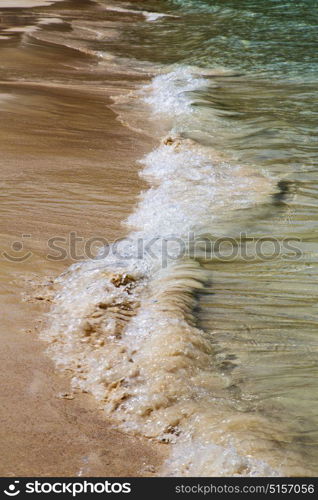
[127,137,275,243]
[39,17,64,25]
[43,66,285,476]
[143,67,209,116]
[165,440,278,477]
[143,12,168,22]
[104,5,176,22]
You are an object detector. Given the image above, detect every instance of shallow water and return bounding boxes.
[1,0,318,476]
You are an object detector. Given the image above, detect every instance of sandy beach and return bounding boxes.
[1,0,318,479]
[0,0,166,476]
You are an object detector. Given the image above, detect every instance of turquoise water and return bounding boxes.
[172,0,318,79]
[170,0,318,169]
[102,0,318,171]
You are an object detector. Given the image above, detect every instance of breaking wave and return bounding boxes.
[42,66,300,476]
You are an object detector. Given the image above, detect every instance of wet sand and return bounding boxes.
[0,0,166,476]
[0,1,64,7]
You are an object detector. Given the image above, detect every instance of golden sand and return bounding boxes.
[0,2,165,475]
